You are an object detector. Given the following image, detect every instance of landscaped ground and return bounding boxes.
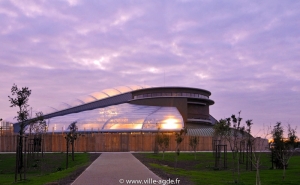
[2,152,299,185]
[133,152,300,185]
[0,152,100,185]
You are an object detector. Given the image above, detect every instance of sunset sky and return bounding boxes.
[1,0,299,137]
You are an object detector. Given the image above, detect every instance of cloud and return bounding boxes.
[0,0,300,134]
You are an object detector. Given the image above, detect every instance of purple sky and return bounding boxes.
[1,0,299,137]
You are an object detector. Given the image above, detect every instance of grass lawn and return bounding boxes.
[134,152,300,185]
[0,152,97,185]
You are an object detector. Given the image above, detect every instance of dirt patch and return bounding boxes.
[133,153,194,185]
[56,153,100,185]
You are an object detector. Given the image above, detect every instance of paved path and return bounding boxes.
[72,153,161,185]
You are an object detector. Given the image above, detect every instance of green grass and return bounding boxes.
[0,153,90,185]
[144,152,300,185]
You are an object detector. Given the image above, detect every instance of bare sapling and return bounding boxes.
[189,136,199,160]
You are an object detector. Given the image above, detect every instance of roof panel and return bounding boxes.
[38,106,58,115]
[77,95,97,104]
[140,85,151,89]
[69,99,84,107]
[114,86,133,93]
[127,85,144,91]
[89,92,109,100]
[56,102,72,111]
[102,88,122,97]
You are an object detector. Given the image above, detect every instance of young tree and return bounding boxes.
[245,120,253,170]
[174,127,187,168]
[249,124,270,185]
[157,133,170,160]
[31,112,47,134]
[271,123,298,180]
[8,84,31,180]
[30,112,47,157]
[245,120,253,144]
[8,84,31,136]
[287,124,298,148]
[154,123,161,154]
[189,136,199,160]
[225,112,246,184]
[213,119,230,169]
[66,122,79,161]
[65,133,70,169]
[271,122,285,169]
[213,119,230,145]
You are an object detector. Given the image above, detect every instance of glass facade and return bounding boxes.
[47,103,183,133]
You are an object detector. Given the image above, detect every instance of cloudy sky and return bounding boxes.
[1,0,299,136]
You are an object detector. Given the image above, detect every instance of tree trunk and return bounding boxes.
[72,141,74,161]
[41,134,44,157]
[18,135,23,173]
[15,136,19,182]
[24,137,27,180]
[18,135,23,180]
[237,149,240,183]
[256,166,260,185]
[232,150,236,183]
[175,155,178,169]
[282,163,286,180]
[66,139,69,169]
[175,144,179,169]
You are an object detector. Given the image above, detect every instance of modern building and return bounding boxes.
[7,86,269,153]
[14,85,217,134]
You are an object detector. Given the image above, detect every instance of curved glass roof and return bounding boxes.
[46,103,183,132]
[40,85,150,114]
[89,92,109,100]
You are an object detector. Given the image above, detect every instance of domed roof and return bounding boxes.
[40,85,151,114]
[47,103,183,132]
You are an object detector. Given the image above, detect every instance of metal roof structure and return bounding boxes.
[187,128,215,136]
[41,85,150,114]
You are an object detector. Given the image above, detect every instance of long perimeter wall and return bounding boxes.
[0,133,213,152]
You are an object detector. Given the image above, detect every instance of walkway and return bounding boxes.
[72,153,161,185]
